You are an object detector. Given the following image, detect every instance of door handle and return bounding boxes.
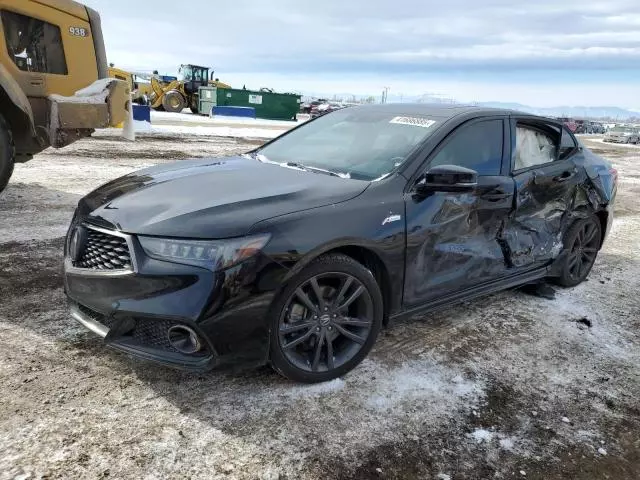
[553,170,576,182]
[480,192,511,202]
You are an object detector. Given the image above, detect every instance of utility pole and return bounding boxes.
[381,86,390,104]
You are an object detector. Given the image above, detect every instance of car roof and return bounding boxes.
[348,103,548,121]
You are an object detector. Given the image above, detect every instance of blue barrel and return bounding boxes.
[211,106,256,118]
[132,104,151,122]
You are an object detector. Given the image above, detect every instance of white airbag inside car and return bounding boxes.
[515,127,555,169]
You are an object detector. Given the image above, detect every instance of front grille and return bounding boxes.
[76,228,132,270]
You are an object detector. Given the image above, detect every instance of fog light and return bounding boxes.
[167,325,202,354]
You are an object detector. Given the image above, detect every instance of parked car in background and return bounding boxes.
[64,104,617,383]
[575,120,605,135]
[310,102,347,118]
[300,99,328,114]
[604,126,640,144]
[557,117,577,133]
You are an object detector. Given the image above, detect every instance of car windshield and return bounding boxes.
[257,108,440,180]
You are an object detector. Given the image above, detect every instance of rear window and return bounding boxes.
[1,10,68,75]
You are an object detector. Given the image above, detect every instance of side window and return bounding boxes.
[1,10,68,75]
[559,127,578,160]
[430,119,503,175]
[514,125,556,170]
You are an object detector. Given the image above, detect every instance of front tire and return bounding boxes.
[162,90,185,113]
[0,113,15,194]
[269,254,383,383]
[553,216,602,287]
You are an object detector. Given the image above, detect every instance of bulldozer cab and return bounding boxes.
[179,64,210,94]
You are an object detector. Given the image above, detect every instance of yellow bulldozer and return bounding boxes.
[0,0,129,193]
[149,64,231,114]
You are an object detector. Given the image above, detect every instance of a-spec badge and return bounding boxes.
[382,214,401,226]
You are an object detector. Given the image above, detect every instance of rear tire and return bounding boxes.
[269,254,383,383]
[162,91,185,113]
[0,113,15,194]
[553,216,602,287]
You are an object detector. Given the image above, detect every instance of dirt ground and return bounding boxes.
[0,132,639,480]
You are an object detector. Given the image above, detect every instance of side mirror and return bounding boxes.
[415,165,478,194]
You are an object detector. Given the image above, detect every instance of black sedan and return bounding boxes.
[64,104,617,383]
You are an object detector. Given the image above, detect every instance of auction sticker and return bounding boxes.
[390,116,436,128]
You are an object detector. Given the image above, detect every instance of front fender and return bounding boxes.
[0,64,36,135]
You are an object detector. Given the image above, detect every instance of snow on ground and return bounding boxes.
[98,123,286,140]
[93,110,306,140]
[152,109,308,128]
[0,134,639,479]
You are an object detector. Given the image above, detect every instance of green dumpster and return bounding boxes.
[216,88,301,121]
[198,86,217,115]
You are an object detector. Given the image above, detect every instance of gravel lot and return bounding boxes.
[0,131,639,480]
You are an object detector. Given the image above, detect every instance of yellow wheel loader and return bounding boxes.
[108,65,153,105]
[0,0,130,193]
[149,64,232,114]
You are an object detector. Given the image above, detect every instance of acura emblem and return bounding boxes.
[69,226,88,262]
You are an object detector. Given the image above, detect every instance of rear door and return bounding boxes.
[403,116,515,307]
[504,117,584,268]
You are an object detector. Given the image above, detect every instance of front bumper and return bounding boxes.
[63,222,283,371]
[68,300,213,370]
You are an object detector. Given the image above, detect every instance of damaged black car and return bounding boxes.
[63,105,617,383]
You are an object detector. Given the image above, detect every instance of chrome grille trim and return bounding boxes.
[65,224,138,276]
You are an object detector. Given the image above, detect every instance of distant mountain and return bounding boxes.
[472,102,639,120]
[301,91,639,120]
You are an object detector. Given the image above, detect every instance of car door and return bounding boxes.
[403,117,515,307]
[504,118,583,268]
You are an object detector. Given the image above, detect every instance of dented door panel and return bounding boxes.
[404,176,514,307]
[506,160,580,267]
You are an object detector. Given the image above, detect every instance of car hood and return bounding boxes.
[78,156,369,238]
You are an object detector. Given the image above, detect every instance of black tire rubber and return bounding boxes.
[0,113,15,194]
[162,91,185,113]
[269,253,383,383]
[553,215,602,288]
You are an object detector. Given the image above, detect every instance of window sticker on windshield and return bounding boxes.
[390,116,436,128]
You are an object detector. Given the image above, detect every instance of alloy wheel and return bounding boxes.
[278,272,374,373]
[567,219,600,282]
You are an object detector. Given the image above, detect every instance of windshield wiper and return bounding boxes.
[286,162,349,178]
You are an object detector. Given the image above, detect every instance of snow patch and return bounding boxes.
[362,360,482,411]
[499,437,515,450]
[284,379,346,398]
[49,78,114,105]
[469,429,494,443]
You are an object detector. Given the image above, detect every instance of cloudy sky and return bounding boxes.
[85,0,640,108]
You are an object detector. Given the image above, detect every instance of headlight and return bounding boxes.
[138,234,270,271]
